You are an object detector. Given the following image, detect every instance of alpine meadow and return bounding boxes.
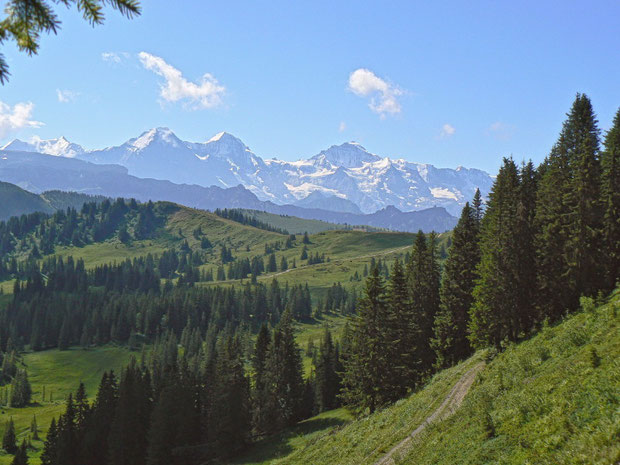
[0,1,618,464]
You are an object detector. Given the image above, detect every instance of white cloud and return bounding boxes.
[56,89,80,103]
[347,68,403,118]
[138,52,225,110]
[487,121,516,140]
[101,52,129,64]
[440,123,456,138]
[338,121,346,132]
[0,101,44,139]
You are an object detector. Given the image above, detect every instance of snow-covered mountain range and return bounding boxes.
[2,128,493,216]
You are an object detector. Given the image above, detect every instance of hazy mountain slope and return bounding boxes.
[292,191,362,214]
[0,181,54,220]
[39,190,108,211]
[0,153,457,232]
[233,209,375,234]
[264,204,457,232]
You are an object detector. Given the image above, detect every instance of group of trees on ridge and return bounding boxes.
[341,94,619,413]
[0,198,168,280]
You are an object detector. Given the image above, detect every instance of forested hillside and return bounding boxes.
[0,94,617,465]
[0,184,418,463]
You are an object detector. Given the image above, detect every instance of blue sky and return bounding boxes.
[1,0,619,173]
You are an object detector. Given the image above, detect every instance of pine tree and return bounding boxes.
[472,188,483,223]
[280,255,288,271]
[385,258,415,397]
[40,418,58,465]
[82,372,118,465]
[564,94,604,298]
[146,367,200,465]
[514,161,539,332]
[536,94,603,320]
[2,418,17,454]
[208,334,250,457]
[406,231,440,377]
[30,415,39,441]
[469,158,524,349]
[107,361,152,465]
[601,108,620,290]
[10,440,28,465]
[9,369,32,407]
[252,324,271,433]
[74,382,90,432]
[341,266,390,413]
[313,326,340,412]
[55,394,77,465]
[261,309,304,431]
[432,202,480,368]
[267,253,277,273]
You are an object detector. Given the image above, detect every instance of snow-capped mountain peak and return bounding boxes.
[128,127,183,151]
[189,132,258,166]
[206,131,241,144]
[1,136,85,158]
[311,142,381,168]
[1,129,494,215]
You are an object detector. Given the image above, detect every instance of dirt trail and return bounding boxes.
[374,362,485,465]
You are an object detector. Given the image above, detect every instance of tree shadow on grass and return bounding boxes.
[232,415,348,464]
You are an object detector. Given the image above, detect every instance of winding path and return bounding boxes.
[374,362,485,465]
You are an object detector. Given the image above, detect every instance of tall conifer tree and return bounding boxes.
[107,361,152,465]
[406,231,440,376]
[261,309,304,431]
[313,326,340,412]
[386,258,415,396]
[341,266,390,413]
[536,94,603,319]
[2,418,17,454]
[469,158,523,349]
[601,108,620,289]
[432,202,480,368]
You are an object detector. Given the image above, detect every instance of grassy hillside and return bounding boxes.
[37,205,420,300]
[48,205,284,269]
[0,346,136,465]
[201,229,448,302]
[237,288,619,465]
[400,291,619,465]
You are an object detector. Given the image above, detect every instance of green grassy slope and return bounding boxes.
[401,291,620,465]
[0,346,136,465]
[201,229,449,303]
[237,353,485,465]
[238,289,620,465]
